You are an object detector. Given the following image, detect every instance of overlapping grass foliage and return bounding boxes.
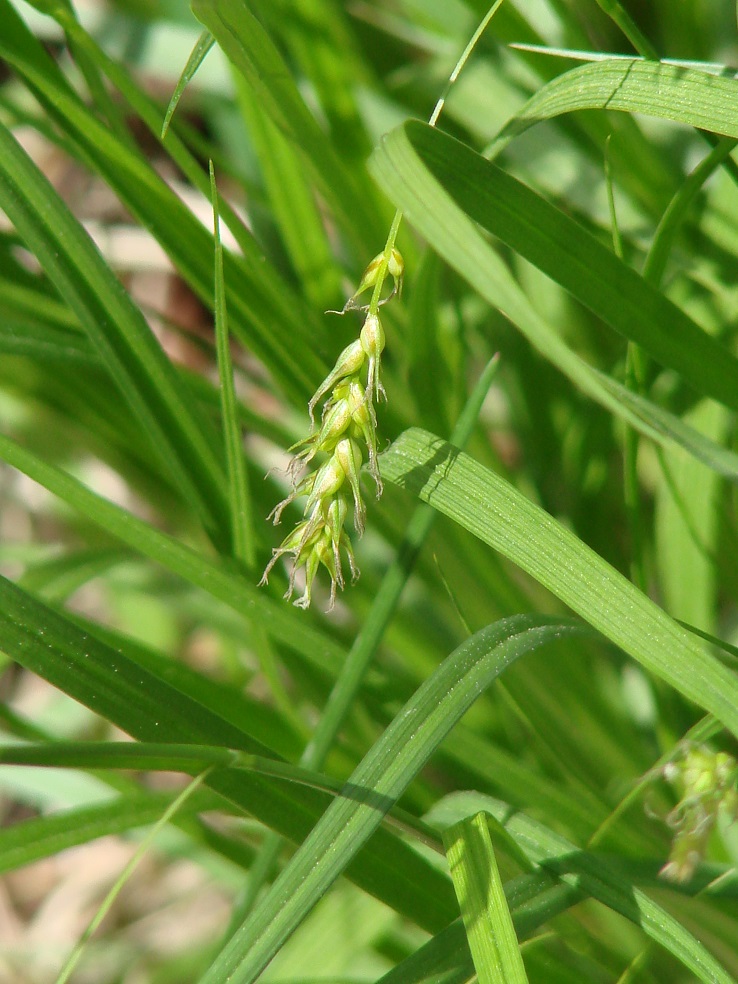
[1,0,738,981]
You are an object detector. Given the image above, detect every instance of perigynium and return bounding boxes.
[260,247,403,609]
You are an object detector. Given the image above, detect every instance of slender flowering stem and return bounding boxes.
[260,1,504,609]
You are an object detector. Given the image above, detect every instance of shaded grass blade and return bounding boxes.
[0,791,218,877]
[0,0,328,402]
[191,0,388,257]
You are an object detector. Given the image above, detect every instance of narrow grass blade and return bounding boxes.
[369,123,738,478]
[197,616,584,984]
[0,741,238,773]
[210,162,255,568]
[0,573,457,932]
[590,0,658,58]
[380,428,738,740]
[444,812,529,983]
[0,430,343,669]
[508,45,732,73]
[0,791,218,877]
[191,0,388,256]
[0,122,229,540]
[489,59,738,157]
[55,770,212,984]
[161,29,214,138]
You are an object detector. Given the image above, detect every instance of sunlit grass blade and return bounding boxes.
[380,429,738,738]
[378,874,582,984]
[444,812,529,983]
[508,44,733,73]
[376,122,738,418]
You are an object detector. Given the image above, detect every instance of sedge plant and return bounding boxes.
[0,1,738,983]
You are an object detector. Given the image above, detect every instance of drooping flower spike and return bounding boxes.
[261,247,404,608]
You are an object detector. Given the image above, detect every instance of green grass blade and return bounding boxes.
[656,402,725,632]
[0,741,238,773]
[79,620,304,760]
[378,122,738,418]
[0,121,230,540]
[55,770,212,984]
[590,0,659,58]
[0,573,458,931]
[51,9,322,352]
[0,0,328,402]
[0,791,218,877]
[210,162,255,568]
[197,616,585,984]
[0,430,342,669]
[191,0,388,256]
[380,428,738,739]
[255,0,371,161]
[233,71,343,310]
[0,319,96,365]
[0,740,443,848]
[378,873,582,984]
[489,59,738,157]
[161,28,214,138]
[369,123,738,478]
[444,812,529,984]
[430,791,737,984]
